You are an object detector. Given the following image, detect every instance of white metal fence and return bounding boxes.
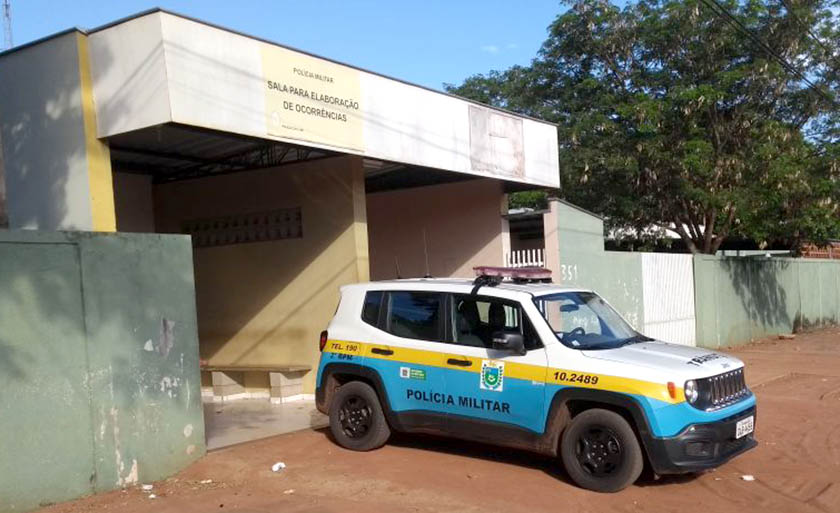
[641,253,697,346]
[505,249,545,268]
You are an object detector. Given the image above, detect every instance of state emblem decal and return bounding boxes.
[480,360,505,392]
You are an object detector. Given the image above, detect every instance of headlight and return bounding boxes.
[684,380,699,404]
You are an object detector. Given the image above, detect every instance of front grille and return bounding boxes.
[696,368,749,411]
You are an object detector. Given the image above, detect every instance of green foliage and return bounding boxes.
[446,0,840,254]
[509,190,549,210]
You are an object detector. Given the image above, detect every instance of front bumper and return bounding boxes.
[646,405,757,474]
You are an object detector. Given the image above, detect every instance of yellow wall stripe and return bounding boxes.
[325,340,685,404]
[76,33,116,232]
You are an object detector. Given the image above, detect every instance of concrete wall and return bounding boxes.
[547,199,840,349]
[367,178,506,280]
[548,200,697,344]
[154,156,368,393]
[0,231,203,513]
[0,32,115,231]
[87,14,170,137]
[548,199,646,329]
[113,172,156,232]
[694,256,840,348]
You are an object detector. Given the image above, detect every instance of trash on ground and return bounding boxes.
[778,334,796,340]
[741,475,755,481]
[141,484,153,491]
[283,489,295,495]
[148,494,157,499]
[200,479,213,484]
[272,462,286,472]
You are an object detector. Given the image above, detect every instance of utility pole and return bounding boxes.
[0,1,8,227]
[2,0,11,50]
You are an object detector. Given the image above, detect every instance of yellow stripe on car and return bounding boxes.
[326,339,685,404]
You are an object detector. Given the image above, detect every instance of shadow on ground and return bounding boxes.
[312,426,703,489]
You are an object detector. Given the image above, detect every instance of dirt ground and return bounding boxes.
[42,328,840,513]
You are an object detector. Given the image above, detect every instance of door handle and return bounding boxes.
[447,358,472,367]
[371,347,394,356]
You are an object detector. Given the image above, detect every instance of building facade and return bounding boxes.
[0,9,560,395]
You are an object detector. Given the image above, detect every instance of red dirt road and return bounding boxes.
[42,328,840,513]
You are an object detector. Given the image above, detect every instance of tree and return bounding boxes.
[447,0,840,254]
[508,190,549,210]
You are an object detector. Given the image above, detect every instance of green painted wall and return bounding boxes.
[552,201,645,330]
[693,255,840,348]
[0,231,204,512]
[548,200,840,349]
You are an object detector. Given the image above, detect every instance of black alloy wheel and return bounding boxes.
[560,408,644,492]
[328,380,391,451]
[338,394,372,439]
[575,425,623,476]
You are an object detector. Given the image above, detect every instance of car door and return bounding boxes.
[361,290,450,432]
[443,293,548,435]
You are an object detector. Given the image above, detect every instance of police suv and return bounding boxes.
[315,268,756,492]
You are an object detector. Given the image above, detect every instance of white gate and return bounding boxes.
[641,253,696,346]
[505,249,545,268]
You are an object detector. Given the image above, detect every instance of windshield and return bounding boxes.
[533,291,650,349]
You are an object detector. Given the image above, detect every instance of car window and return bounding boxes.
[361,291,383,327]
[534,291,639,349]
[451,294,542,351]
[386,291,443,341]
[557,297,603,336]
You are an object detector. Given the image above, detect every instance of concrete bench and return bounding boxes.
[201,365,312,403]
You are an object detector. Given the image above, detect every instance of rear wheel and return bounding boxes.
[329,381,391,451]
[560,408,643,492]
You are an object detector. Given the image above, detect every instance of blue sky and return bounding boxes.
[9,0,566,91]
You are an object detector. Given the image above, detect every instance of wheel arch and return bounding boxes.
[317,363,395,423]
[543,387,656,460]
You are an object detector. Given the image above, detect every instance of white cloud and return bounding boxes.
[480,45,500,54]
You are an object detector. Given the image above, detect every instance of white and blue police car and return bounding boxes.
[315,268,756,492]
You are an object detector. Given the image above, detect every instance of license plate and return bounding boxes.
[735,415,754,439]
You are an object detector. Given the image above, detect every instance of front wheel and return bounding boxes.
[328,381,391,451]
[560,408,644,492]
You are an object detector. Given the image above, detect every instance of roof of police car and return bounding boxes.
[347,278,589,296]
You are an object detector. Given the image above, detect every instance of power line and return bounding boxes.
[778,0,833,57]
[701,0,835,104]
[697,0,836,106]
[778,0,839,71]
[700,0,801,77]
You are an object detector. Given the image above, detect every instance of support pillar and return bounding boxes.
[544,198,562,283]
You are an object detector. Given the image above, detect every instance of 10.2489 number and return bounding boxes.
[553,371,599,385]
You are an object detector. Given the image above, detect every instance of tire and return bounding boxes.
[328,381,391,451]
[560,408,644,492]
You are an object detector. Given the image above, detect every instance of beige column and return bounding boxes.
[544,198,562,283]
[348,156,370,282]
[500,193,511,266]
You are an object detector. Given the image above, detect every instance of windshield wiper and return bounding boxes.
[619,334,654,346]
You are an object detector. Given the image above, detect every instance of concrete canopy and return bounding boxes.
[85,9,560,188]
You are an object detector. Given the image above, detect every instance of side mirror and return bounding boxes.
[492,331,526,356]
